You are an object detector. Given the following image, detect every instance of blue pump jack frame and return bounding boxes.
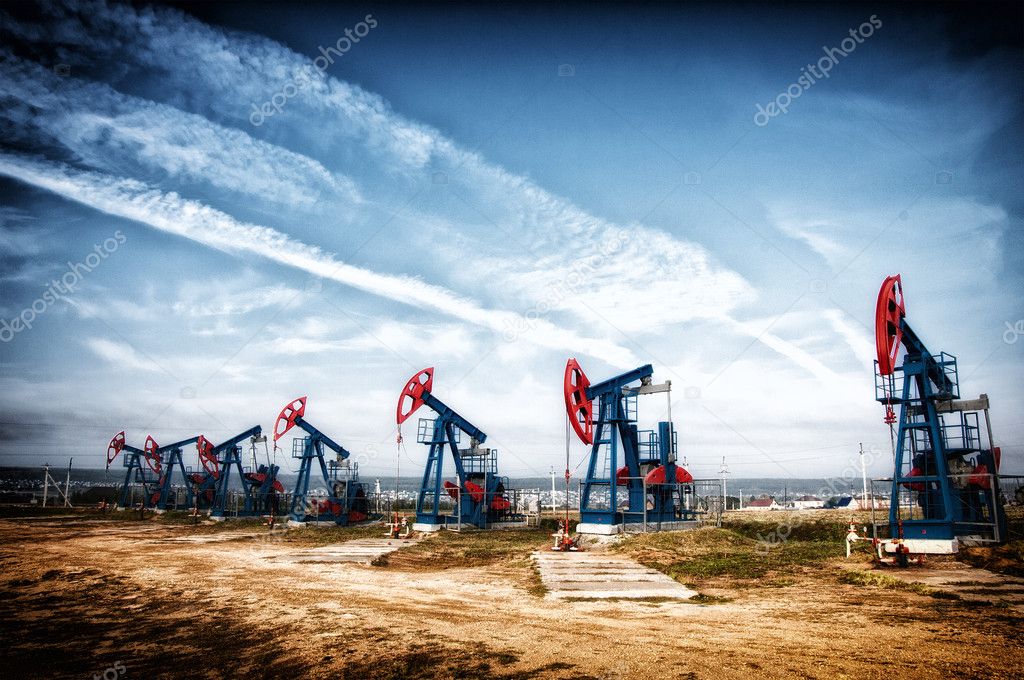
[151,436,202,511]
[288,415,366,525]
[880,320,1007,542]
[580,364,693,526]
[413,389,509,529]
[207,426,280,519]
[117,444,161,510]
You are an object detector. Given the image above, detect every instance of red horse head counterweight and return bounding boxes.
[106,431,126,469]
[396,367,434,425]
[563,358,594,445]
[143,435,162,474]
[875,274,905,377]
[273,396,307,442]
[196,435,219,479]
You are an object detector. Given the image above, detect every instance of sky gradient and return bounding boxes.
[0,1,1021,481]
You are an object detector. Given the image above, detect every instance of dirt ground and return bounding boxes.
[1,514,1022,679]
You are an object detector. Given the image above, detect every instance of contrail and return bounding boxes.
[0,153,638,367]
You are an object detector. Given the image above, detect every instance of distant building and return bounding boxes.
[833,495,888,511]
[742,496,779,511]
[790,495,824,510]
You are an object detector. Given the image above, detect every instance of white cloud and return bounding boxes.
[1,3,755,339]
[0,53,361,210]
[0,153,637,366]
[85,337,162,373]
[172,283,303,317]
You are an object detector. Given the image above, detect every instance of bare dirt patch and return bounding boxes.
[1,513,1022,679]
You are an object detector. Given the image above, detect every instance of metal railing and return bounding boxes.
[870,472,1012,543]
[578,476,723,531]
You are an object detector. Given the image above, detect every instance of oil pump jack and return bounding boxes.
[201,426,281,520]
[107,431,162,510]
[874,275,1007,553]
[190,435,222,510]
[147,435,203,512]
[396,368,515,531]
[273,397,368,526]
[565,359,696,535]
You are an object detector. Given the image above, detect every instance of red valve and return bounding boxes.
[273,396,307,442]
[875,274,905,376]
[397,368,434,425]
[197,435,219,479]
[884,405,897,425]
[144,435,162,474]
[563,358,594,445]
[106,431,126,468]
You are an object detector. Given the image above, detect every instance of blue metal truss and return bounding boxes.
[402,373,514,529]
[286,415,367,525]
[151,436,202,511]
[116,442,160,510]
[206,426,281,519]
[877,320,1007,541]
[580,364,695,526]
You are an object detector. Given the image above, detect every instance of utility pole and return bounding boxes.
[550,467,557,514]
[719,456,730,511]
[64,458,73,508]
[859,442,869,510]
[42,463,50,507]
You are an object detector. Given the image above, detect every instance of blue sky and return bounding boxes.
[0,1,1021,479]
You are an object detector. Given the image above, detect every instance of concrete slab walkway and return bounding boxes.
[267,538,416,565]
[533,550,697,601]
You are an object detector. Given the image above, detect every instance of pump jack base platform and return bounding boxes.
[883,538,960,555]
[287,519,350,528]
[577,520,699,535]
[412,522,444,532]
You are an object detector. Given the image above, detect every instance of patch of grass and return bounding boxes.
[276,522,385,547]
[615,526,842,585]
[723,512,856,543]
[689,593,732,604]
[837,569,960,600]
[0,506,107,519]
[376,528,550,570]
[521,556,548,597]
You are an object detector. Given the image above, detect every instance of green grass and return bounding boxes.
[374,527,550,568]
[837,569,962,600]
[615,526,843,585]
[0,506,108,519]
